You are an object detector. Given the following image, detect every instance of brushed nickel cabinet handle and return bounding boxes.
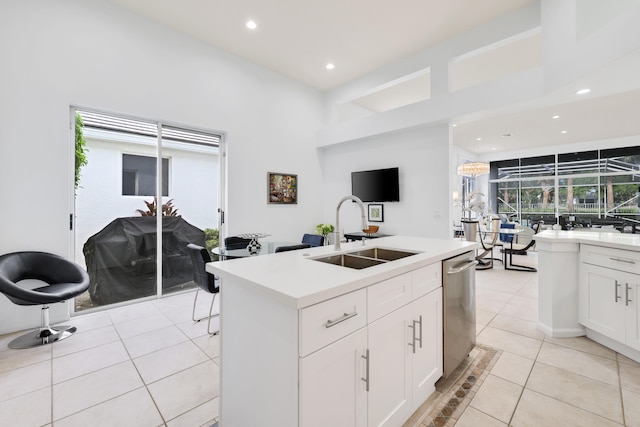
[361,349,370,392]
[610,257,636,264]
[416,315,423,349]
[324,311,357,328]
[408,322,415,353]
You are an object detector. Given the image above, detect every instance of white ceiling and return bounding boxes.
[107,0,640,155]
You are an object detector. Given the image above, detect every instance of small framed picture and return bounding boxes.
[268,172,297,204]
[368,204,383,222]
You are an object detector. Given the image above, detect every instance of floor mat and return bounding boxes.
[406,343,501,427]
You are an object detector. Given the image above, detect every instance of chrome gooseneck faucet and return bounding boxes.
[334,195,368,250]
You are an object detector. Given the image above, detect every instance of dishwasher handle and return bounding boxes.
[446,260,478,275]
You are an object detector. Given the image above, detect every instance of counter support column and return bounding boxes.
[537,240,585,337]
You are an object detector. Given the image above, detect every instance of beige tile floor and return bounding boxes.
[1,252,639,426]
[0,290,220,426]
[467,252,640,427]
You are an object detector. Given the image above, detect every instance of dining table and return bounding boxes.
[212,241,299,259]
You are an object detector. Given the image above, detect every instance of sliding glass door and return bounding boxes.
[72,109,222,312]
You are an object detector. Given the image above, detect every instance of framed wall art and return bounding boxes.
[368,204,383,222]
[268,172,297,204]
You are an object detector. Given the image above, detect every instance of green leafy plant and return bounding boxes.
[204,228,219,253]
[315,223,335,236]
[136,197,180,217]
[75,112,88,190]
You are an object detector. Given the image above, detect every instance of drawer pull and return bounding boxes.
[324,311,357,328]
[615,280,621,302]
[609,257,636,265]
[626,284,632,307]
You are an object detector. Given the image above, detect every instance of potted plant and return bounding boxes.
[315,223,334,245]
[461,190,485,242]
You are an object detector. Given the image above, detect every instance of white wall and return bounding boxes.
[319,124,451,240]
[0,0,324,332]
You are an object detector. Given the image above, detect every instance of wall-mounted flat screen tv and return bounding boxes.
[351,167,400,202]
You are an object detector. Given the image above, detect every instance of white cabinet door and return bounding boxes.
[300,328,368,427]
[579,263,626,343]
[626,281,640,351]
[411,289,443,406]
[367,305,412,427]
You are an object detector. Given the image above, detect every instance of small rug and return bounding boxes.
[405,343,501,427]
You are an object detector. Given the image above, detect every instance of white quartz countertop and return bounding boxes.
[206,235,478,308]
[535,229,640,251]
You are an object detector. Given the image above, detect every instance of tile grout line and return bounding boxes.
[505,332,544,426]
[617,355,627,427]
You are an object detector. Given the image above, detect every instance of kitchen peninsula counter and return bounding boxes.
[206,235,477,427]
[535,230,640,363]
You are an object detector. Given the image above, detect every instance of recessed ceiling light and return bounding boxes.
[476,137,482,141]
[452,124,457,127]
[576,88,591,95]
[552,115,560,119]
[246,20,257,30]
[561,130,568,134]
[492,147,497,150]
[326,63,335,70]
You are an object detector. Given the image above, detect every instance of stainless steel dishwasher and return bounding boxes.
[443,251,477,378]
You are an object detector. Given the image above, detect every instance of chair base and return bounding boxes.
[192,289,220,335]
[9,325,77,349]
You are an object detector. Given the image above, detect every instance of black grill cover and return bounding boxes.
[83,216,205,305]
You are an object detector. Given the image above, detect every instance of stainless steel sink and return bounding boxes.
[311,247,419,269]
[346,247,418,261]
[313,254,386,269]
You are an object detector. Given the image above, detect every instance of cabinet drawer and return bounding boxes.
[412,263,442,299]
[368,272,412,322]
[581,244,640,274]
[299,288,367,357]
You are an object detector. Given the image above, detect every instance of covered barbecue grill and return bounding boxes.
[83,216,205,305]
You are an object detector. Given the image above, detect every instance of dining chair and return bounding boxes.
[302,233,324,247]
[224,236,252,249]
[186,243,220,335]
[275,244,311,253]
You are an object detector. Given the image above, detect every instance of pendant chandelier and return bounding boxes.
[457,161,489,177]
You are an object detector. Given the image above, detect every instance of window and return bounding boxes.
[122,154,169,196]
[489,146,640,224]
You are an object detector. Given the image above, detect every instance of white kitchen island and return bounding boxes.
[206,235,477,427]
[536,230,640,363]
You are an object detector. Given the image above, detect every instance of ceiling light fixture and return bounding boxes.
[561,130,568,134]
[246,20,257,30]
[552,115,560,119]
[457,162,490,177]
[326,63,335,70]
[476,137,482,141]
[576,88,591,95]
